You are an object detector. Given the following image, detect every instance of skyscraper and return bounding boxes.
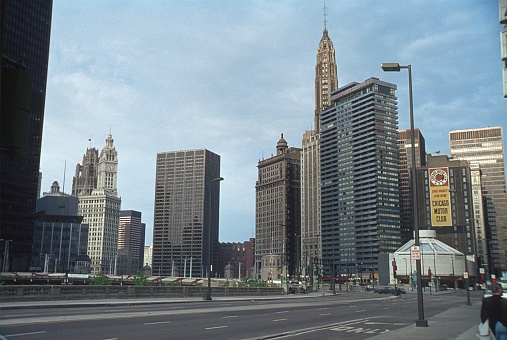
[117,210,145,275]
[72,147,99,196]
[320,78,400,278]
[74,133,121,274]
[397,129,427,244]
[255,135,301,281]
[0,0,53,271]
[449,126,507,277]
[500,0,507,97]
[314,23,338,131]
[300,18,338,284]
[152,149,221,277]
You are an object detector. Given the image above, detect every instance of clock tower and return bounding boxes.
[97,133,118,196]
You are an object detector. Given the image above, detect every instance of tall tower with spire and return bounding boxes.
[314,5,338,131]
[96,133,118,196]
[76,133,121,274]
[301,6,338,286]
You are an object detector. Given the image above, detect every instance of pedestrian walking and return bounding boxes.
[480,282,507,339]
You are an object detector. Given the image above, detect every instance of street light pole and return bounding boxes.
[382,63,427,327]
[463,225,472,306]
[205,176,224,301]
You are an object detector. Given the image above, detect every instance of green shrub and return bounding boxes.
[91,273,111,285]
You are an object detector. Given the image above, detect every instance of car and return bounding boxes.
[377,286,395,294]
[365,285,375,292]
[398,288,406,294]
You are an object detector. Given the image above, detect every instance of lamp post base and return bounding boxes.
[416,320,428,327]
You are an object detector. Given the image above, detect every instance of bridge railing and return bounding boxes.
[0,285,284,301]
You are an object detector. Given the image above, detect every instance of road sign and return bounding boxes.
[464,272,469,279]
[411,246,420,260]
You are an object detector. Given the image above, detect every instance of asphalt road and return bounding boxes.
[0,290,483,340]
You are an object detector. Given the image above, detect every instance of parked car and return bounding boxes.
[365,285,375,292]
[377,286,395,294]
[398,288,406,294]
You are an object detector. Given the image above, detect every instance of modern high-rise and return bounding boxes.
[449,126,507,277]
[320,78,400,279]
[74,133,121,274]
[152,149,221,278]
[301,20,338,283]
[72,147,99,196]
[397,129,427,244]
[117,210,145,275]
[500,0,507,97]
[31,181,89,273]
[0,0,53,271]
[255,135,301,281]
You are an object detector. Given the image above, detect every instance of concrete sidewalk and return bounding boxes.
[369,301,481,340]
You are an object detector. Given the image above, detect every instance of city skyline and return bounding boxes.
[39,2,505,245]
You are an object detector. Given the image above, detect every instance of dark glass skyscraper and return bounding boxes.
[152,149,221,277]
[397,129,426,244]
[1,0,53,271]
[320,78,400,277]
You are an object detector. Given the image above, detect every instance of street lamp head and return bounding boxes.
[213,177,224,182]
[381,63,401,72]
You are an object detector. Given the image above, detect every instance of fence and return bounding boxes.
[0,285,284,302]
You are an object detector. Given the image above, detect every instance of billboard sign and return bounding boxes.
[429,167,452,227]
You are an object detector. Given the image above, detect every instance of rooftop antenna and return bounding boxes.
[62,159,66,195]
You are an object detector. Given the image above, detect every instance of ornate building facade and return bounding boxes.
[255,136,301,281]
[74,133,121,274]
[300,23,338,283]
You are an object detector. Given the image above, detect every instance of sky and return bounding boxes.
[40,1,506,246]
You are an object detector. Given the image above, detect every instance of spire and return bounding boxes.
[323,0,327,32]
[315,6,338,133]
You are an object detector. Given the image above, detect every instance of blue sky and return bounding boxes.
[40,1,506,245]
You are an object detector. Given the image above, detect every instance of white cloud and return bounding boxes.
[40,1,506,245]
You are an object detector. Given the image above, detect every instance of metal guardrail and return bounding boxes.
[0,285,284,302]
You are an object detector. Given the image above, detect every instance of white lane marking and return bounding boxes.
[355,310,367,312]
[144,321,171,325]
[317,307,329,310]
[205,325,228,330]
[276,310,290,314]
[364,322,391,325]
[4,331,47,337]
[319,313,331,316]
[2,314,37,318]
[273,318,287,322]
[222,315,238,319]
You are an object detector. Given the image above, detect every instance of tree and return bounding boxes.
[91,273,111,285]
[132,271,149,286]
